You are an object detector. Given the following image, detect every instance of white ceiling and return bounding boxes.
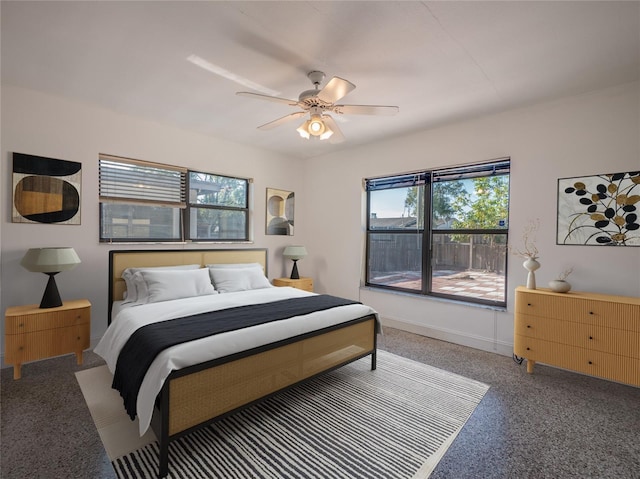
[2,1,639,159]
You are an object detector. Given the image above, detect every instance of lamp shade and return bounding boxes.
[296,120,311,139]
[283,245,307,261]
[21,247,81,273]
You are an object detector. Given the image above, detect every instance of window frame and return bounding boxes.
[98,156,252,244]
[185,170,251,242]
[365,159,510,307]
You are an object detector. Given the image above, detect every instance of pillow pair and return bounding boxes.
[207,263,272,293]
[122,264,205,303]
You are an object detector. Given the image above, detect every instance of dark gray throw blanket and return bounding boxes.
[112,294,361,419]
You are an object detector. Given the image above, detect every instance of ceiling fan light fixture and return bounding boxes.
[320,126,334,140]
[296,120,311,139]
[308,114,326,136]
[297,114,332,141]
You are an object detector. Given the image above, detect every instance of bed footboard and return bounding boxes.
[152,315,377,478]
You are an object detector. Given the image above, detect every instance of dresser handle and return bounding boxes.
[527,303,532,306]
[526,347,530,351]
[527,325,531,328]
[588,361,593,365]
[589,311,594,315]
[589,336,593,340]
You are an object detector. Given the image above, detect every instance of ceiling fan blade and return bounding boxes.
[317,77,356,104]
[333,104,399,116]
[322,115,346,144]
[237,91,299,107]
[257,111,307,130]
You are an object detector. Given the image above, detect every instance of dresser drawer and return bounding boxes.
[571,324,639,359]
[515,313,640,359]
[515,313,567,340]
[516,291,639,331]
[514,335,640,385]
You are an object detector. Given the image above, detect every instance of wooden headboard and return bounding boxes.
[108,248,268,320]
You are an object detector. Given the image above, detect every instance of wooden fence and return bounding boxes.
[369,234,506,276]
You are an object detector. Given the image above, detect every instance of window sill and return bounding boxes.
[359,285,507,312]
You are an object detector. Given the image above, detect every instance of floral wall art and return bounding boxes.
[557,171,639,246]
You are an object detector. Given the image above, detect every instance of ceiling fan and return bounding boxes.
[236,71,399,144]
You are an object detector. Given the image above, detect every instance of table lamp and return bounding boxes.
[20,247,81,308]
[283,245,307,279]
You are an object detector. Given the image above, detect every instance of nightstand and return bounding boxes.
[273,277,314,292]
[5,299,91,379]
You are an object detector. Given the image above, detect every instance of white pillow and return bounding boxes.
[140,268,217,304]
[206,262,263,270]
[121,264,200,303]
[208,265,272,293]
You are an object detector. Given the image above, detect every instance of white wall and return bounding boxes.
[303,81,640,355]
[2,82,639,361]
[0,85,306,356]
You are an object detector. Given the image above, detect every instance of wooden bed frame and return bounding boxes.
[108,248,377,478]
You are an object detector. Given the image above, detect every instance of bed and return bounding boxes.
[96,248,378,478]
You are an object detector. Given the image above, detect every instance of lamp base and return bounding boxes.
[290,260,300,280]
[40,273,63,309]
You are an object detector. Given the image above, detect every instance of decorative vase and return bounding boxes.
[549,279,571,293]
[523,257,540,290]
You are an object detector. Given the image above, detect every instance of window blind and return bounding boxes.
[432,158,510,182]
[365,172,428,191]
[99,154,186,208]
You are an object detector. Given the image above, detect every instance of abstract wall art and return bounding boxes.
[266,187,294,235]
[12,152,81,225]
[557,171,639,246]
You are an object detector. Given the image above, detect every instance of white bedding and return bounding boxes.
[94,287,378,435]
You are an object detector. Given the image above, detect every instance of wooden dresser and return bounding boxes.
[514,286,640,387]
[5,299,91,379]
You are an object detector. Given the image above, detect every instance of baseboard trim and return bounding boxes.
[381,317,514,357]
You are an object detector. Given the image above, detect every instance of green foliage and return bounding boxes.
[429,176,509,248]
[451,176,509,230]
[404,186,424,228]
[434,181,468,223]
[403,176,509,232]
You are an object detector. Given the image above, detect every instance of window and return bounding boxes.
[99,156,251,243]
[99,155,186,242]
[186,171,250,241]
[365,159,510,307]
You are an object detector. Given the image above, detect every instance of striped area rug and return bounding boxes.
[112,350,489,479]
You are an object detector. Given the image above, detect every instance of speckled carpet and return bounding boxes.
[78,350,489,479]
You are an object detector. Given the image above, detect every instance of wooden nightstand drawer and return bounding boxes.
[273,277,314,292]
[6,305,90,333]
[6,324,89,363]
